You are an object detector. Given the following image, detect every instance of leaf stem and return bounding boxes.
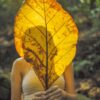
[43,0,48,90]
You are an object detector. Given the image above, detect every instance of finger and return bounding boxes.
[33,96,42,100]
[33,97,43,100]
[47,89,61,98]
[46,86,58,94]
[34,91,46,96]
[33,96,47,100]
[49,93,61,100]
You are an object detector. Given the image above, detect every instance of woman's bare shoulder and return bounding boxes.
[13,57,25,63]
[11,57,27,73]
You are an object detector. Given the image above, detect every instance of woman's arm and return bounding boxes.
[11,59,23,100]
[63,63,77,100]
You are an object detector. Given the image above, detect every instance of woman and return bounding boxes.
[11,57,77,100]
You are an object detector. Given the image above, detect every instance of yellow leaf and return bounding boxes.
[14,0,78,89]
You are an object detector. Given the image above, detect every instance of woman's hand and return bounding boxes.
[31,85,77,100]
[46,85,77,100]
[46,85,66,100]
[32,91,48,100]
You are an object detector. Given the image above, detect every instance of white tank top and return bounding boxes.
[22,67,65,100]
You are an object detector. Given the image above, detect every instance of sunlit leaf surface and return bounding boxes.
[14,0,78,89]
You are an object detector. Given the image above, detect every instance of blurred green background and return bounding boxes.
[0,0,100,100]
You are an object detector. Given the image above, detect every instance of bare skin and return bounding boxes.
[11,58,77,100]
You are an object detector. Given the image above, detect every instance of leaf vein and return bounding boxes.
[21,11,46,37]
[25,48,46,68]
[26,2,44,20]
[54,46,75,64]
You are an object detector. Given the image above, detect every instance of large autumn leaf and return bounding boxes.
[14,0,78,89]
